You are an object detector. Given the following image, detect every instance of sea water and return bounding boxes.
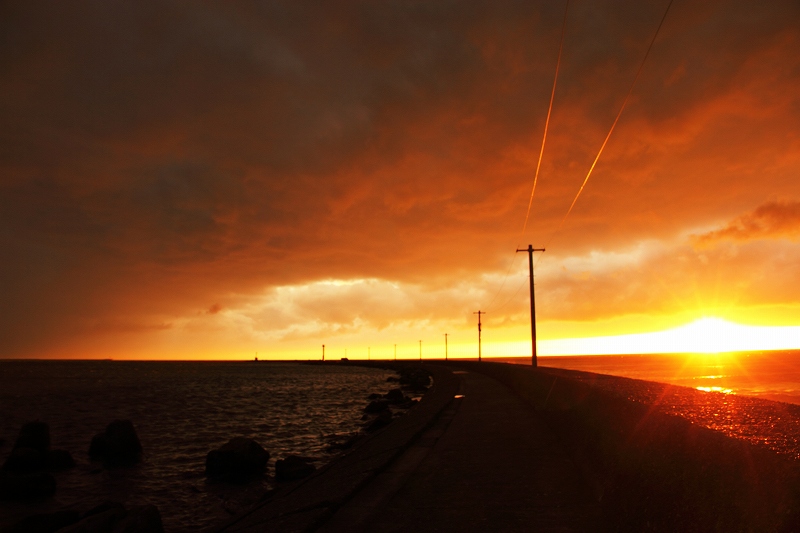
[539,350,800,404]
[535,351,800,460]
[0,361,396,531]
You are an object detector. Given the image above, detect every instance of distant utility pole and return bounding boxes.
[516,245,545,367]
[322,345,325,362]
[473,311,485,362]
[394,344,397,360]
[444,333,448,361]
[368,347,370,361]
[419,340,422,360]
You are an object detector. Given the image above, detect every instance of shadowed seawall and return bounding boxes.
[217,361,800,532]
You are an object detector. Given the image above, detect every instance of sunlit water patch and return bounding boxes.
[542,366,800,461]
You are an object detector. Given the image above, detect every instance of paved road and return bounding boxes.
[320,367,600,532]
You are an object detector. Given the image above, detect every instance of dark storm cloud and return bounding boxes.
[1,0,800,356]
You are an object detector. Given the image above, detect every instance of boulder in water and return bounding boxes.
[399,368,431,392]
[205,437,270,483]
[47,449,75,471]
[365,409,393,432]
[13,421,49,453]
[365,399,389,413]
[2,446,47,473]
[275,455,316,482]
[0,471,56,501]
[2,421,51,473]
[89,420,143,467]
[384,388,405,403]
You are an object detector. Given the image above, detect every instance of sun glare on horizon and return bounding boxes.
[533,316,800,357]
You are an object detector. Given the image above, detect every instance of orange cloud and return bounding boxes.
[693,201,800,247]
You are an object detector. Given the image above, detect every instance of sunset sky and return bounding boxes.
[2,0,800,360]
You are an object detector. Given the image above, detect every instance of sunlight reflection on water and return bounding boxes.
[538,351,800,461]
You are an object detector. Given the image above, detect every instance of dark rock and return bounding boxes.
[325,434,360,453]
[13,422,50,454]
[205,437,270,483]
[398,398,419,409]
[365,400,389,413]
[384,388,405,403]
[365,409,393,432]
[47,449,75,471]
[0,471,56,500]
[275,455,316,482]
[6,509,81,533]
[88,420,142,467]
[3,422,52,473]
[367,393,383,400]
[399,368,431,391]
[2,447,48,473]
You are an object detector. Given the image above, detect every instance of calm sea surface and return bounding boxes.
[0,361,396,532]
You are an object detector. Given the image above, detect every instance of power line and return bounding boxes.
[484,0,570,314]
[543,0,674,251]
[522,0,570,234]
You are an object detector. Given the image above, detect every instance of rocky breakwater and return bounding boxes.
[212,364,448,532]
[206,367,431,492]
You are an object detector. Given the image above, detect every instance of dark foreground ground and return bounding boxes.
[215,361,800,532]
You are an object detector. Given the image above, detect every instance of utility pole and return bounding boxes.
[473,311,485,362]
[394,344,397,360]
[444,333,448,361]
[516,245,545,367]
[322,345,325,362]
[419,340,422,360]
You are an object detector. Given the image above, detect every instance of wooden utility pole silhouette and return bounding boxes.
[322,345,325,362]
[516,245,545,367]
[444,333,448,360]
[473,311,485,362]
